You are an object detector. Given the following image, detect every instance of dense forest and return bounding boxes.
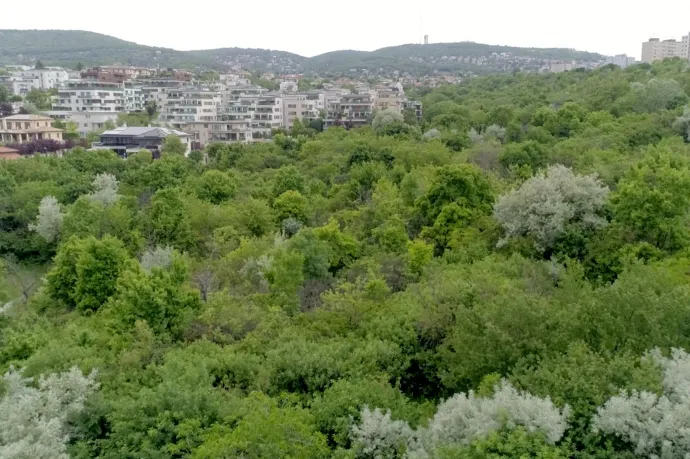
[3,59,690,458]
[0,30,601,75]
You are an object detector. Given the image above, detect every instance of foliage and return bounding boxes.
[29,196,64,243]
[494,165,609,253]
[0,366,98,459]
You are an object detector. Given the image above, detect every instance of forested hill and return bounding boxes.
[2,59,690,457]
[0,29,603,75]
[0,30,306,71]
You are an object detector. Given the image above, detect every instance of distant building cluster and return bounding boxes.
[0,63,423,155]
[641,33,690,63]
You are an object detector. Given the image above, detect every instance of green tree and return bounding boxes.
[161,135,187,156]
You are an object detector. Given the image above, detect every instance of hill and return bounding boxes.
[0,30,605,76]
[304,42,605,76]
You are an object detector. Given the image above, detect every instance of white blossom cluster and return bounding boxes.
[351,380,570,458]
[0,366,99,459]
[494,165,609,251]
[469,125,506,144]
[140,246,174,272]
[593,348,690,459]
[28,196,64,243]
[89,173,120,206]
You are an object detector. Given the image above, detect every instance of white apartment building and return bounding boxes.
[280,80,298,93]
[641,36,690,63]
[53,80,125,113]
[282,93,319,129]
[681,33,690,60]
[249,93,283,139]
[183,120,253,146]
[124,84,144,112]
[13,68,69,91]
[605,54,636,69]
[43,110,119,137]
[158,88,222,129]
[0,75,39,96]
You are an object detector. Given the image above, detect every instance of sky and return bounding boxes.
[2,0,689,59]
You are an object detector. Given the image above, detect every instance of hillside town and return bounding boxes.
[0,64,425,155]
[1,33,689,158]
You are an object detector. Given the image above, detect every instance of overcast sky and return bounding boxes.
[2,0,689,58]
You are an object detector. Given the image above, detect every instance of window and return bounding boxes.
[25,122,30,129]
[288,104,296,108]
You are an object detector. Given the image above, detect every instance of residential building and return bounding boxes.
[549,61,578,73]
[53,80,125,113]
[605,54,636,69]
[91,126,192,157]
[682,33,690,60]
[0,146,22,160]
[43,111,119,138]
[158,88,222,129]
[0,115,64,144]
[182,120,253,147]
[0,75,39,96]
[12,68,69,90]
[326,93,375,129]
[280,80,298,93]
[375,87,406,114]
[403,100,423,122]
[124,83,145,112]
[641,37,686,63]
[282,93,319,130]
[249,93,283,139]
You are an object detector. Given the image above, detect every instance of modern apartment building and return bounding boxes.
[53,80,125,113]
[13,68,69,90]
[158,88,222,129]
[124,84,145,112]
[375,88,406,114]
[282,93,319,129]
[326,93,375,128]
[247,93,283,139]
[641,35,690,63]
[605,54,636,69]
[183,120,253,147]
[0,115,64,144]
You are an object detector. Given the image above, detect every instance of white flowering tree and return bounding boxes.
[593,348,690,459]
[350,380,570,458]
[28,196,64,243]
[89,173,120,206]
[494,165,609,251]
[140,246,175,272]
[0,366,99,459]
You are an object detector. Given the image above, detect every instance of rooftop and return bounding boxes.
[1,114,53,121]
[100,126,191,138]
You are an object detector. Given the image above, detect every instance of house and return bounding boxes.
[91,126,192,157]
[0,146,21,160]
[0,115,64,144]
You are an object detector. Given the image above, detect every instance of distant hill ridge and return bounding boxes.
[0,29,605,75]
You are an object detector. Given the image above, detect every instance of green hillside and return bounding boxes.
[0,30,606,75]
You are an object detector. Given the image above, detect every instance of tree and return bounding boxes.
[45,235,130,312]
[272,165,306,198]
[25,89,52,110]
[494,165,609,253]
[89,173,120,206]
[109,256,201,336]
[29,196,64,243]
[146,188,194,251]
[273,190,309,224]
[0,367,98,459]
[593,348,690,459]
[75,62,84,71]
[0,85,8,104]
[195,170,238,204]
[372,109,405,134]
[34,60,45,69]
[351,381,570,457]
[161,135,187,156]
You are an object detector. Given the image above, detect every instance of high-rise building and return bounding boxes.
[641,34,690,63]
